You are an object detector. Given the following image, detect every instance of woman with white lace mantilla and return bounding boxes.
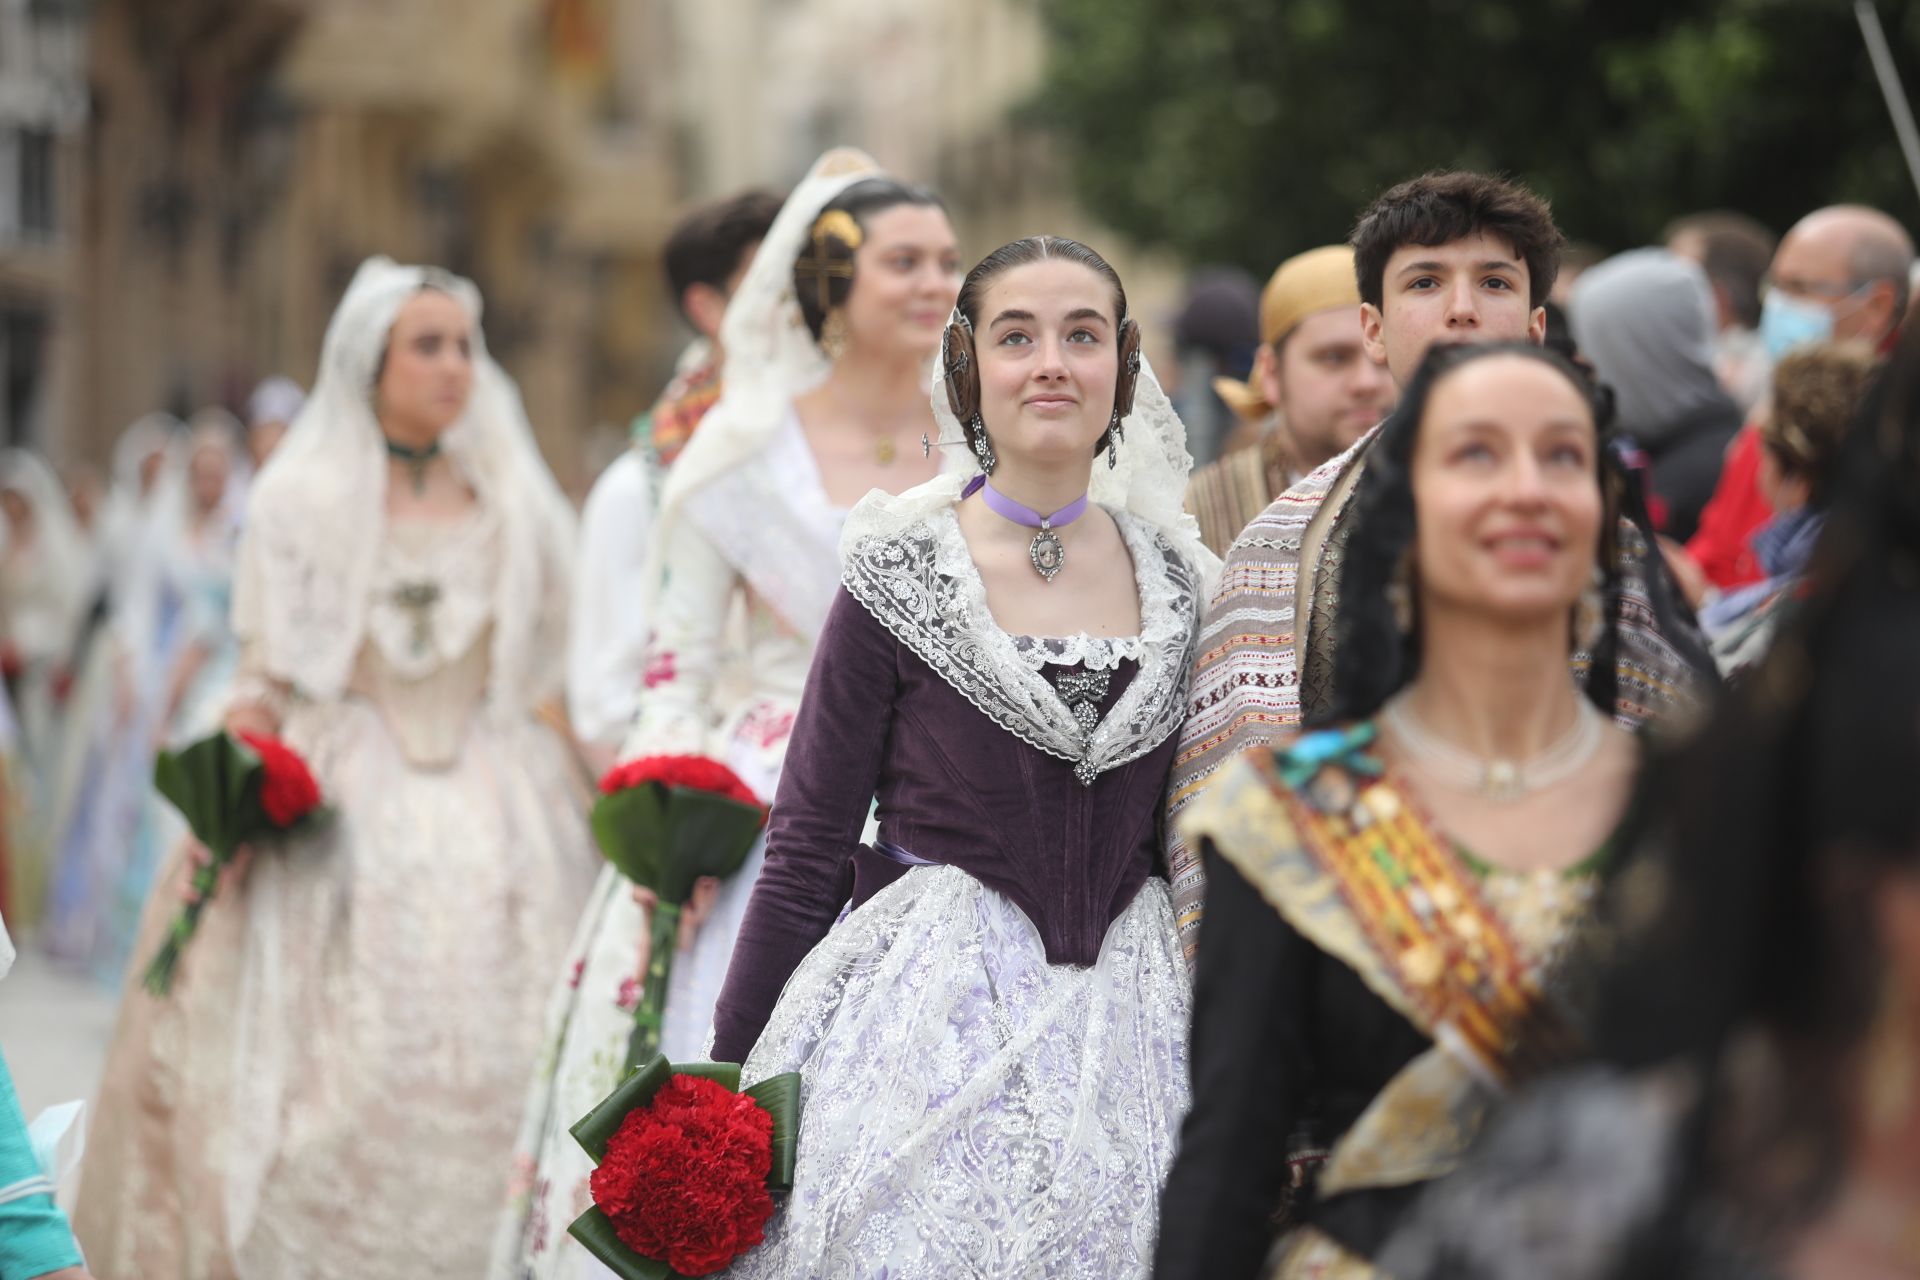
[492,149,961,1280]
[73,258,595,1279]
[703,237,1218,1278]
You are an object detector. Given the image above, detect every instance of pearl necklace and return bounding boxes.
[1383,690,1605,801]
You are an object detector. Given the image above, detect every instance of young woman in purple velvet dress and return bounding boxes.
[705,237,1220,1279]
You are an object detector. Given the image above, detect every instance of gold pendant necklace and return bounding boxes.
[875,435,896,465]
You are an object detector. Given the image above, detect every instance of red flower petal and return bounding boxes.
[237,731,324,827]
[590,1073,777,1274]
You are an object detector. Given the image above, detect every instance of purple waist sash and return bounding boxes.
[874,840,939,867]
[839,841,940,922]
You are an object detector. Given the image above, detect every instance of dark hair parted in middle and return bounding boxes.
[1321,341,1620,725]
[790,177,947,341]
[1350,171,1567,312]
[954,235,1131,330]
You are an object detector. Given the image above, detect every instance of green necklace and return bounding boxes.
[384,437,442,496]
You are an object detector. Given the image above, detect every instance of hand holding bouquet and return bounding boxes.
[141,729,328,994]
[592,756,767,1069]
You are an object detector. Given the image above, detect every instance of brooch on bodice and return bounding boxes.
[1054,667,1111,736]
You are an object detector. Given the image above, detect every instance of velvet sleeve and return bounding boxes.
[708,587,899,1064]
[1152,844,1312,1280]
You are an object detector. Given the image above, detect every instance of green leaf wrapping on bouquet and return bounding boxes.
[571,1054,674,1163]
[565,1209,675,1280]
[589,785,765,904]
[744,1072,803,1193]
[153,731,267,857]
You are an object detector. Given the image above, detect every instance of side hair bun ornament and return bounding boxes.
[812,209,864,252]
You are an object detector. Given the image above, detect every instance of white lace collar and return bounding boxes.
[842,503,1199,784]
[1011,632,1145,672]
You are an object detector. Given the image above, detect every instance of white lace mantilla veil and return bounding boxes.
[0,447,94,597]
[839,327,1223,592]
[641,146,883,629]
[234,256,575,713]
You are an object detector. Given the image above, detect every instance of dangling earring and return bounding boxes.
[1387,553,1416,635]
[821,308,851,361]
[1105,407,1124,469]
[1572,567,1607,653]
[970,415,996,473]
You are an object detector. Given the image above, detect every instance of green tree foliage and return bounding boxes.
[1034,0,1920,269]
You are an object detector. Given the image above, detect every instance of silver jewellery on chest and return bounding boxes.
[1055,667,1112,734]
[1383,690,1605,802]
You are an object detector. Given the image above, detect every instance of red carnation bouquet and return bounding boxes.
[141,729,329,995]
[567,1053,802,1278]
[593,755,767,1069]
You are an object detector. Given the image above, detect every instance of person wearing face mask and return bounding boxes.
[1680,205,1915,597]
[1189,246,1397,557]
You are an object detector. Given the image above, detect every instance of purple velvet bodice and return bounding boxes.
[707,509,1201,1064]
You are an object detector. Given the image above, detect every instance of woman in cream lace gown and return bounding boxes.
[0,449,90,925]
[73,257,596,1280]
[491,148,960,1280]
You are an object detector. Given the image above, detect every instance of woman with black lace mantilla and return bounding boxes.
[702,236,1219,1278]
[1154,342,1682,1278]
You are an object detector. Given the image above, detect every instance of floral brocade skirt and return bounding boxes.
[727,865,1191,1280]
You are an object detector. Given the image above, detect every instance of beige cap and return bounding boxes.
[1214,245,1362,420]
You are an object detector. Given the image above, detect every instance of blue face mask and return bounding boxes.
[1759,289,1837,362]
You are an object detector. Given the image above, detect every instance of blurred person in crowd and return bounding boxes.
[1165,171,1711,970]
[0,452,90,930]
[493,150,961,1280]
[84,416,255,983]
[0,452,90,759]
[1188,246,1395,556]
[244,376,304,470]
[1667,210,1777,415]
[1172,267,1261,469]
[1379,324,1920,1280]
[1547,240,1603,309]
[1683,205,1915,596]
[0,919,95,1280]
[75,257,595,1279]
[39,417,185,975]
[567,188,781,758]
[58,464,102,539]
[1571,248,1744,543]
[1156,343,1642,1277]
[1700,341,1876,674]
